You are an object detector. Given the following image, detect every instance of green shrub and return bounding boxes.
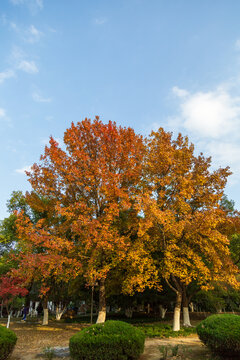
[69,320,145,360]
[0,325,17,360]
[196,314,240,358]
[137,323,196,338]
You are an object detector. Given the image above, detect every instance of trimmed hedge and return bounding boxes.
[69,320,145,360]
[0,325,17,360]
[196,314,240,358]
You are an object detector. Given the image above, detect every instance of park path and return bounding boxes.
[13,335,208,360]
[5,320,210,360]
[140,335,209,360]
[10,334,209,360]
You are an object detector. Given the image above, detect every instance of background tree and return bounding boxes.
[0,276,28,327]
[15,196,78,325]
[139,128,238,330]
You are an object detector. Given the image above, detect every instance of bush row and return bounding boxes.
[0,325,17,360]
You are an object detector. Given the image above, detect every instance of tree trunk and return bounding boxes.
[6,305,11,328]
[147,303,151,314]
[42,297,48,325]
[159,305,167,319]
[182,286,192,327]
[0,300,3,318]
[189,302,194,312]
[173,291,182,331]
[7,314,11,328]
[56,303,66,320]
[183,307,191,327]
[34,301,39,316]
[96,279,106,323]
[125,308,133,318]
[90,286,94,324]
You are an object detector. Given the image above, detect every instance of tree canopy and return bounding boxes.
[4,118,238,327]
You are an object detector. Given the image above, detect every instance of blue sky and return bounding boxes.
[1,0,240,219]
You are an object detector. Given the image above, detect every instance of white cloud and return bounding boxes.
[166,84,240,186]
[48,27,57,33]
[45,115,54,121]
[172,86,189,98]
[9,0,43,10]
[29,24,41,36]
[32,92,51,103]
[0,108,12,127]
[10,0,25,4]
[0,108,6,118]
[6,145,17,153]
[25,25,43,43]
[10,46,26,62]
[206,141,240,166]
[178,89,240,138]
[10,22,43,43]
[10,22,18,30]
[235,39,240,51]
[10,47,39,74]
[18,60,38,74]
[0,14,7,25]
[0,69,15,83]
[15,165,32,174]
[35,0,43,9]
[204,141,240,186]
[94,17,107,25]
[41,137,49,145]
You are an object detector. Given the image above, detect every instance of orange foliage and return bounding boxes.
[139,128,238,292]
[14,121,238,299]
[15,118,153,294]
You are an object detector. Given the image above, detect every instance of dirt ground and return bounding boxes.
[141,336,213,360]
[1,319,83,360]
[0,318,213,360]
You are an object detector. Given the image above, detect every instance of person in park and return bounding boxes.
[22,305,28,321]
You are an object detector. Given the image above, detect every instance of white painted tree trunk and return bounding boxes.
[182,286,192,327]
[96,310,106,323]
[183,307,192,327]
[56,312,63,320]
[7,314,11,328]
[42,308,48,325]
[173,307,181,331]
[173,292,182,331]
[125,308,133,318]
[96,279,106,323]
[147,303,151,314]
[56,304,66,320]
[159,305,167,319]
[0,301,3,318]
[33,301,39,317]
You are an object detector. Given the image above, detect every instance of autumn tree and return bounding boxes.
[15,193,78,325]
[0,191,65,325]
[139,128,238,330]
[0,192,32,320]
[0,276,28,327]
[17,117,147,323]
